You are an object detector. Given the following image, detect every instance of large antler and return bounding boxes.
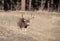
[27,13,35,20]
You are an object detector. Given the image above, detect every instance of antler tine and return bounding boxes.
[31,12,35,18]
[27,13,35,20]
[21,13,23,18]
[31,12,33,17]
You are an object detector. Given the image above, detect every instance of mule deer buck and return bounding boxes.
[18,13,35,30]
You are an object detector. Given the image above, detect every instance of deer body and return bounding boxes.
[18,13,34,30]
[18,18,30,29]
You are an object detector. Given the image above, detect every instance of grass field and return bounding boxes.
[0,11,60,41]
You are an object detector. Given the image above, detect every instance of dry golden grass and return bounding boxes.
[0,11,60,41]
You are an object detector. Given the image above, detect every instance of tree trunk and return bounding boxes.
[21,0,26,11]
[29,0,32,10]
[41,0,45,10]
[48,1,50,11]
[58,2,60,12]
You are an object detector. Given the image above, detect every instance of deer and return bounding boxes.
[17,13,35,30]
